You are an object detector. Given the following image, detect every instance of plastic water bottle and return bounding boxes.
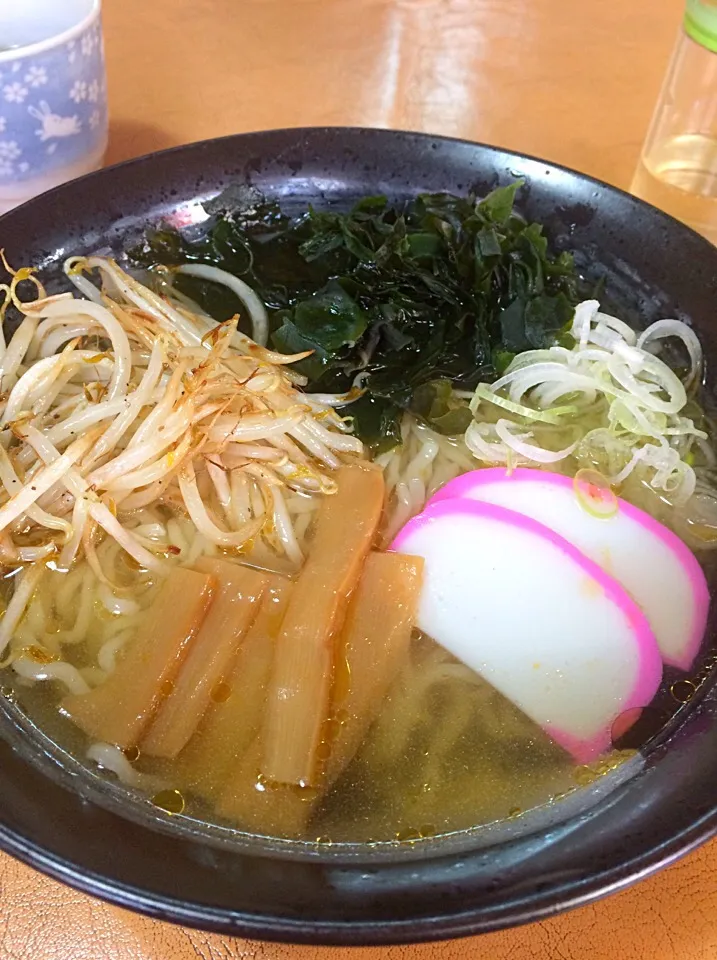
[630,0,717,244]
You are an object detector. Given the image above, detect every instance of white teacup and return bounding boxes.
[0,0,108,214]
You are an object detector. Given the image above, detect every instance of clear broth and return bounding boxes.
[1,487,710,845]
[4,591,636,844]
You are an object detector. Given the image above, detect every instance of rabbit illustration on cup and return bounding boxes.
[28,101,81,142]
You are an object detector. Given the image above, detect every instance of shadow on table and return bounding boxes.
[104,119,181,167]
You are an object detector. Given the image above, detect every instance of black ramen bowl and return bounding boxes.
[1,127,717,946]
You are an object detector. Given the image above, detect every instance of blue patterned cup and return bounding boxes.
[0,0,108,214]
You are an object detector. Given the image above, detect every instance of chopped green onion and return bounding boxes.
[471,384,578,424]
[573,468,618,520]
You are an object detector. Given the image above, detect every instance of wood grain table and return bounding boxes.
[3,1,716,958]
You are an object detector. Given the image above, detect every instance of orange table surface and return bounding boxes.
[4,1,717,958]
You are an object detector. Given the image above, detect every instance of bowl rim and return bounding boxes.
[2,770,717,944]
[4,121,713,255]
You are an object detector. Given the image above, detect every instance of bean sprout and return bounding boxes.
[0,249,366,677]
[175,263,270,347]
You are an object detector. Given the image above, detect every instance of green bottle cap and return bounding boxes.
[685,0,717,53]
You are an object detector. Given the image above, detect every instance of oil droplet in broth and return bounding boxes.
[611,705,667,750]
[291,782,320,804]
[159,679,175,697]
[151,789,185,815]
[26,645,57,664]
[573,765,598,787]
[123,745,140,762]
[671,679,697,703]
[210,680,232,703]
[395,827,422,842]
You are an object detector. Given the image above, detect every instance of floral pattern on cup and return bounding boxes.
[0,15,107,183]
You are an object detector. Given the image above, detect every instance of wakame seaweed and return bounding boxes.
[132,182,581,450]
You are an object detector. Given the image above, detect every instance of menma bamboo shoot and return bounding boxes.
[175,574,292,798]
[261,463,385,786]
[218,551,423,836]
[62,567,215,748]
[140,558,268,758]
